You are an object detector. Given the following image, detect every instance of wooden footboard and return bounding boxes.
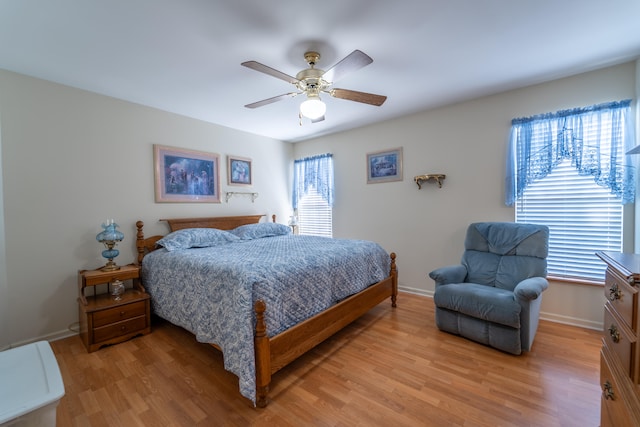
[254,252,397,407]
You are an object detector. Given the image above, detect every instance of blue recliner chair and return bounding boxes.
[429,222,549,355]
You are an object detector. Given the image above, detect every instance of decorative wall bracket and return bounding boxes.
[414,174,446,189]
[225,191,259,203]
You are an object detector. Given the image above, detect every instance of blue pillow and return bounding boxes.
[156,228,239,251]
[231,222,291,240]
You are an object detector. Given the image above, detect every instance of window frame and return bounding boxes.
[508,100,635,284]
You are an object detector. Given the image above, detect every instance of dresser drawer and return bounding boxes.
[604,303,635,377]
[605,268,638,331]
[93,316,147,343]
[600,349,636,427]
[93,300,147,328]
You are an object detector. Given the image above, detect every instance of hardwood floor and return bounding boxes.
[51,293,602,426]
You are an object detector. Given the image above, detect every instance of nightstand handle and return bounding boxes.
[608,283,622,301]
[608,324,620,343]
[603,380,615,400]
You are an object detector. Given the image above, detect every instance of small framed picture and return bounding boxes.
[153,144,220,203]
[366,147,403,184]
[227,156,252,186]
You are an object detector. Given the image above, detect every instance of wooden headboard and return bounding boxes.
[162,215,265,231]
[135,214,271,265]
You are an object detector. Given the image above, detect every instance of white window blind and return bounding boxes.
[516,159,622,282]
[297,186,332,237]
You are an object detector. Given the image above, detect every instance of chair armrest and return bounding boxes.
[429,265,467,287]
[514,277,549,301]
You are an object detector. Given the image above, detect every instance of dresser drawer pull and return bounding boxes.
[603,380,615,400]
[608,324,620,343]
[608,283,622,301]
[120,311,126,317]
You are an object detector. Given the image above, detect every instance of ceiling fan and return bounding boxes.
[241,49,387,122]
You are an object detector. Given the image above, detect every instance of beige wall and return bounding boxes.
[0,70,292,348]
[0,61,636,347]
[294,61,637,330]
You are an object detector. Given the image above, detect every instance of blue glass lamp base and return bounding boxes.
[101,249,121,271]
[102,249,119,259]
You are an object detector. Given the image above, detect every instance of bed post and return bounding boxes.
[136,221,145,265]
[390,252,398,307]
[254,300,271,408]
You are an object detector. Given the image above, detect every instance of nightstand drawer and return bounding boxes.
[605,268,637,331]
[93,316,147,343]
[93,301,147,328]
[604,303,635,377]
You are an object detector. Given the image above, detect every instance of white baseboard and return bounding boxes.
[2,328,78,351]
[399,286,602,331]
[398,285,433,298]
[2,291,602,351]
[539,311,602,331]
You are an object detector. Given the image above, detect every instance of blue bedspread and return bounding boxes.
[141,234,391,404]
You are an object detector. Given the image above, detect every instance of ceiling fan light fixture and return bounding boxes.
[300,95,326,120]
[243,49,385,122]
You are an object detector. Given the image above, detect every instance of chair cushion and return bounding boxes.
[466,222,548,257]
[433,283,521,328]
[463,251,547,291]
[462,222,549,291]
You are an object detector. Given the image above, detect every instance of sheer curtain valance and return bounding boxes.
[505,99,635,206]
[293,153,334,210]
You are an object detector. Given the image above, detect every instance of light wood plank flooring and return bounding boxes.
[51,293,602,426]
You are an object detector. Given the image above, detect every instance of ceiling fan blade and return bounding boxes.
[245,92,299,109]
[241,61,299,85]
[322,50,373,83]
[330,88,387,106]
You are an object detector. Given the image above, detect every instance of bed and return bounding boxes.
[135,215,397,407]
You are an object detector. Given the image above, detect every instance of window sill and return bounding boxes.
[547,275,603,287]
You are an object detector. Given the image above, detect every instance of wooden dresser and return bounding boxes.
[596,251,640,426]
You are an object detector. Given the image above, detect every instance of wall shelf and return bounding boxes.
[225,191,259,203]
[414,174,446,189]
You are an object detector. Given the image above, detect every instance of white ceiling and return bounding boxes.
[1,1,639,143]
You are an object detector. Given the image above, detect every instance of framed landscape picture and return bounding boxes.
[366,147,403,184]
[227,155,252,186]
[154,144,220,203]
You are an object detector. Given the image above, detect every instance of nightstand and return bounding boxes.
[78,264,150,352]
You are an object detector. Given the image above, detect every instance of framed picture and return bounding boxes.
[154,144,220,203]
[366,147,403,184]
[227,155,252,186]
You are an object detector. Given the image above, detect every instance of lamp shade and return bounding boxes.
[96,220,124,243]
[96,219,124,271]
[300,96,326,120]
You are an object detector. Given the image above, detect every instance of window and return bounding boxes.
[297,187,332,237]
[515,160,622,282]
[506,100,635,282]
[293,154,334,237]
